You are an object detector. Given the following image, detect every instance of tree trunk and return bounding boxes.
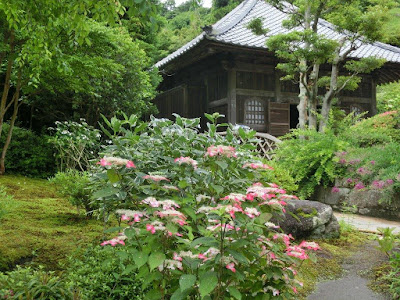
[308,63,320,129]
[0,30,15,141]
[297,4,311,130]
[0,71,22,175]
[298,71,308,129]
[319,61,339,131]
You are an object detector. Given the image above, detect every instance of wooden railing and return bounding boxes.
[219,131,282,160]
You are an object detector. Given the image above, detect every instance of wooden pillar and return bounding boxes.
[371,78,377,116]
[227,69,237,124]
[274,70,281,103]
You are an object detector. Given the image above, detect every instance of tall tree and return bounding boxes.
[249,0,389,131]
[0,0,156,174]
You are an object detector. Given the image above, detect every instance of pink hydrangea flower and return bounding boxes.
[146,224,156,234]
[101,238,125,247]
[126,160,136,168]
[143,175,170,182]
[226,262,236,273]
[205,145,237,158]
[286,245,308,260]
[299,241,321,251]
[97,158,112,166]
[173,252,183,262]
[243,162,274,170]
[174,156,198,169]
[121,214,130,221]
[198,253,208,262]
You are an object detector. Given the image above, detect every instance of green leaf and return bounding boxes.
[182,207,197,221]
[107,169,121,183]
[122,264,136,275]
[238,127,246,139]
[144,289,162,300]
[228,287,242,300]
[191,237,218,247]
[199,272,218,297]
[204,113,214,122]
[92,187,119,199]
[171,288,184,300]
[148,252,166,271]
[178,180,189,189]
[180,274,196,292]
[211,184,223,194]
[133,252,148,268]
[215,161,228,170]
[166,223,178,234]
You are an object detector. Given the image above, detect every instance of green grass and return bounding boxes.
[0,175,107,272]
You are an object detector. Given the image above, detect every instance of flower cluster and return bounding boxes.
[143,174,169,182]
[205,145,237,158]
[97,156,135,168]
[174,156,198,169]
[243,162,274,170]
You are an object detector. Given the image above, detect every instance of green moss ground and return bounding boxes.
[0,175,107,271]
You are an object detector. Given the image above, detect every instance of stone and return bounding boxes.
[313,186,351,206]
[272,199,340,239]
[358,208,370,215]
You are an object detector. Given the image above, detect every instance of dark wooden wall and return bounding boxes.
[154,46,376,136]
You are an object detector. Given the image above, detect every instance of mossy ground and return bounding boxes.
[297,222,370,299]
[0,175,108,271]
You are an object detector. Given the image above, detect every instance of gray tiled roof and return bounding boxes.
[155,0,400,69]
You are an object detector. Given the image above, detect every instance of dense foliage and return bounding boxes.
[65,246,143,299]
[50,170,93,215]
[275,129,349,199]
[48,120,101,172]
[0,125,55,178]
[0,267,72,300]
[88,114,318,299]
[275,111,400,203]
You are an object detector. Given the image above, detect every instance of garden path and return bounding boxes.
[334,212,400,234]
[307,239,390,300]
[307,212,400,299]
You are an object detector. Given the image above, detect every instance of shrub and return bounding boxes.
[333,143,400,204]
[0,266,72,299]
[48,120,101,172]
[342,110,400,146]
[50,169,94,215]
[65,245,143,299]
[0,124,55,178]
[88,113,319,299]
[275,129,349,199]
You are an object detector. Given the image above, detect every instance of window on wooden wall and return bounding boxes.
[350,104,363,116]
[244,98,265,125]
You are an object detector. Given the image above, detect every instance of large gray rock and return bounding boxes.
[273,199,340,239]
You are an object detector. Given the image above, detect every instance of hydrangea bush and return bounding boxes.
[89,114,320,299]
